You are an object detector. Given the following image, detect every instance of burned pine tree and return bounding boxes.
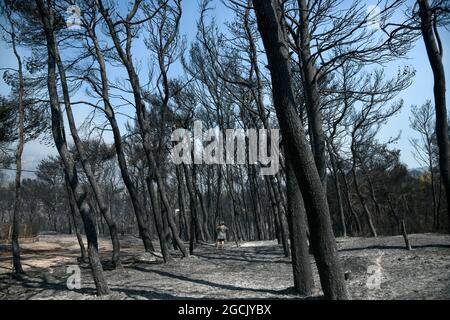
[97,0,188,260]
[409,101,441,229]
[1,2,49,274]
[33,0,110,295]
[417,0,450,232]
[251,0,350,300]
[1,4,25,274]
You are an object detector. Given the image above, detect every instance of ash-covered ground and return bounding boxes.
[0,233,449,300]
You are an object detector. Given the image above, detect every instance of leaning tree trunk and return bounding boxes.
[65,180,88,262]
[286,159,314,295]
[297,0,327,185]
[36,0,109,295]
[265,178,283,244]
[183,164,206,242]
[187,187,196,255]
[147,178,173,263]
[158,186,189,257]
[330,152,347,237]
[252,0,349,300]
[176,166,189,240]
[429,163,439,229]
[267,177,290,257]
[248,166,264,240]
[225,166,246,243]
[418,0,450,233]
[54,44,122,270]
[193,165,212,241]
[366,175,383,220]
[109,114,155,253]
[340,169,362,235]
[328,143,347,237]
[352,167,377,237]
[85,24,155,253]
[11,22,24,274]
[387,194,412,251]
[98,0,187,256]
[159,192,173,248]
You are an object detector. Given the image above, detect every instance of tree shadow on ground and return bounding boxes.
[110,287,185,300]
[131,266,292,296]
[0,273,96,298]
[193,246,290,265]
[194,253,290,265]
[339,244,450,252]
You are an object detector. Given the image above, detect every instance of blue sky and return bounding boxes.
[0,0,449,177]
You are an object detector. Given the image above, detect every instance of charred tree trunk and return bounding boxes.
[267,176,290,257]
[286,159,314,295]
[215,166,223,227]
[225,166,245,243]
[65,180,87,262]
[158,185,189,258]
[265,178,282,244]
[176,166,189,240]
[366,175,382,220]
[53,43,121,270]
[85,23,155,253]
[98,0,187,256]
[418,0,450,233]
[341,169,361,235]
[183,164,205,242]
[352,167,377,237]
[159,191,172,248]
[10,16,24,274]
[188,195,196,255]
[295,0,327,185]
[36,0,109,295]
[387,194,412,251]
[147,177,173,263]
[193,165,211,241]
[248,166,264,240]
[329,149,347,237]
[238,168,252,240]
[252,0,349,299]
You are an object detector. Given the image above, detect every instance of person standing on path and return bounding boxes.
[216,222,228,249]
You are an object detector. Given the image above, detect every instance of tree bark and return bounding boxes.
[10,14,24,274]
[193,165,211,240]
[176,166,189,240]
[286,159,314,295]
[183,164,205,242]
[329,149,347,237]
[65,180,87,262]
[159,186,189,257]
[147,177,173,263]
[252,0,349,299]
[53,42,122,269]
[98,0,188,256]
[388,194,412,251]
[85,22,155,252]
[418,0,450,233]
[36,0,109,295]
[352,168,377,237]
[296,0,327,185]
[265,177,282,243]
[266,176,290,256]
[248,166,264,240]
[340,169,361,235]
